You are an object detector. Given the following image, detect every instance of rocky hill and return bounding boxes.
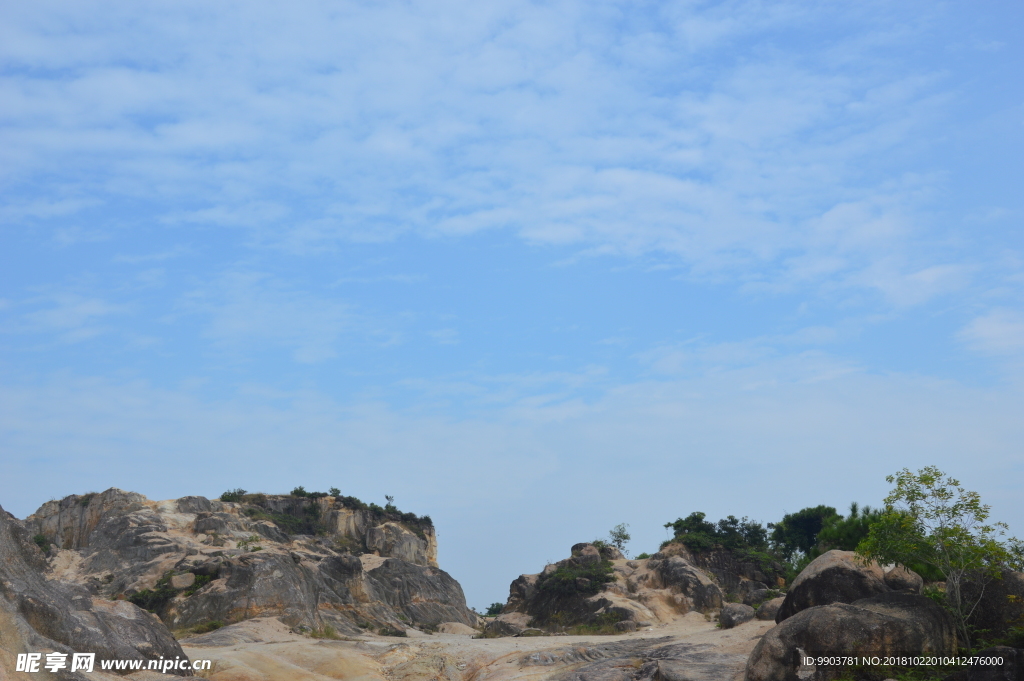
[1,503,193,679]
[486,541,773,636]
[25,489,478,636]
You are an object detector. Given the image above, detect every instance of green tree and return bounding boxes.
[608,523,631,555]
[858,466,1022,649]
[769,505,840,560]
[485,602,504,616]
[817,502,881,552]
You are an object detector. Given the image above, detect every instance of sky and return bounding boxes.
[1,0,1022,610]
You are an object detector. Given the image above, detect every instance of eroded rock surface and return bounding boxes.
[746,593,956,681]
[775,550,891,623]
[1,504,191,679]
[24,489,477,636]
[490,543,728,635]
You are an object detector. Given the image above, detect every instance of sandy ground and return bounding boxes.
[180,613,776,681]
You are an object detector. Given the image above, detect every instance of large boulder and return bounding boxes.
[942,646,1024,681]
[884,564,924,593]
[746,593,957,681]
[756,597,785,621]
[776,550,889,622]
[650,555,724,612]
[0,504,192,678]
[720,603,755,629]
[483,612,531,637]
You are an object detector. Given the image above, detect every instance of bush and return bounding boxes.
[485,602,504,616]
[128,573,179,614]
[33,534,50,551]
[664,511,770,554]
[220,489,247,502]
[635,552,651,560]
[538,560,615,596]
[189,620,224,635]
[290,486,308,497]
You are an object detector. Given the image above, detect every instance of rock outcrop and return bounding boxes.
[746,593,956,681]
[24,489,477,636]
[658,541,786,594]
[1,504,192,679]
[490,543,726,635]
[776,550,891,622]
[755,597,785,621]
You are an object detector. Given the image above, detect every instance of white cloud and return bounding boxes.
[0,0,983,305]
[184,271,354,363]
[14,293,130,342]
[960,309,1024,358]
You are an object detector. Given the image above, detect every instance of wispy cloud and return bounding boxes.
[12,293,130,343]
[183,271,355,364]
[960,309,1024,359]
[0,0,997,303]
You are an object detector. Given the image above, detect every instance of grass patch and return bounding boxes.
[309,625,341,639]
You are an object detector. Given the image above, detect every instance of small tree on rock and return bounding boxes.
[858,466,1022,649]
[608,523,631,556]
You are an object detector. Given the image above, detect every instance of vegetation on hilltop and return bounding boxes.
[218,488,433,539]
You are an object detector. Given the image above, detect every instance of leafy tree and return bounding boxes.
[769,505,840,560]
[608,523,631,555]
[290,486,308,497]
[858,466,1022,649]
[328,487,340,496]
[817,502,881,552]
[485,602,504,616]
[665,511,718,551]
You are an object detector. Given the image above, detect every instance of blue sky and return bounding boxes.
[2,0,1022,609]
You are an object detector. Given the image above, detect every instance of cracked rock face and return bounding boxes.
[1,504,192,679]
[24,489,478,636]
[746,593,956,681]
[490,543,727,635]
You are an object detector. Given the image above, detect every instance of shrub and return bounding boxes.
[33,534,50,551]
[538,560,615,596]
[183,574,214,596]
[328,487,341,496]
[128,573,179,614]
[220,489,247,502]
[485,602,504,616]
[664,511,770,554]
[309,625,340,639]
[190,620,224,635]
[635,552,651,560]
[290,486,308,497]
